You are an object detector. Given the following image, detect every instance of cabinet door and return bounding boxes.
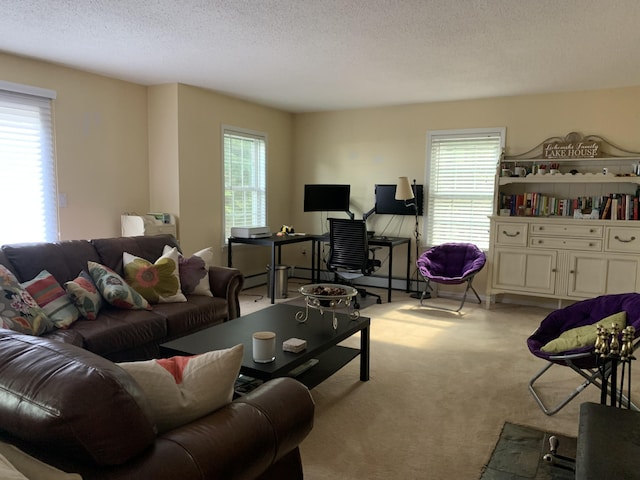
[568,253,640,297]
[493,248,556,294]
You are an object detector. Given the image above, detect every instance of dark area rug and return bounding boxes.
[481,423,576,480]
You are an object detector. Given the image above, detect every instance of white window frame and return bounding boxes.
[425,127,505,250]
[222,126,267,244]
[0,81,58,245]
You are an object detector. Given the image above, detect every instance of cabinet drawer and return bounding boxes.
[529,236,602,251]
[605,227,640,253]
[495,223,527,246]
[530,223,602,238]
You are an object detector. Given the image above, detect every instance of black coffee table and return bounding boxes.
[160,303,370,389]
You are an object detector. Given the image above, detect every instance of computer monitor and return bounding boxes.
[374,184,424,216]
[304,184,352,214]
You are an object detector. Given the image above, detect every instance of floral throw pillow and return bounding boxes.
[64,270,103,320]
[88,261,151,310]
[0,265,55,335]
[123,247,186,304]
[21,270,80,329]
[164,245,213,296]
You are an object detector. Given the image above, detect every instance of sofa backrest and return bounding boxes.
[0,329,157,466]
[0,234,181,284]
[1,240,100,284]
[91,234,180,277]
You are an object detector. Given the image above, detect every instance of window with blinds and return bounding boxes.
[0,83,57,245]
[222,127,267,244]
[425,128,505,250]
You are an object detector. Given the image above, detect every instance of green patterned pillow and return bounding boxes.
[0,265,55,335]
[64,270,103,320]
[123,247,186,304]
[88,262,151,310]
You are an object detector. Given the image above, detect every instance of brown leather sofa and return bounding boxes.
[0,329,315,480]
[0,234,244,361]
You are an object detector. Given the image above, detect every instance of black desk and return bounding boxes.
[313,235,411,303]
[227,234,316,304]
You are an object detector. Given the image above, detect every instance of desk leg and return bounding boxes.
[387,246,393,303]
[269,245,276,304]
[227,239,233,267]
[360,325,370,381]
[406,240,411,293]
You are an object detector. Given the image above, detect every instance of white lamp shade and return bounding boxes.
[395,176,414,201]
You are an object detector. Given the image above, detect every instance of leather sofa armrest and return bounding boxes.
[208,265,244,319]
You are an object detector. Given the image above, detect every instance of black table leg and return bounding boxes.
[360,325,370,381]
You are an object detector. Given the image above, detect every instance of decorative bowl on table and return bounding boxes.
[295,283,359,329]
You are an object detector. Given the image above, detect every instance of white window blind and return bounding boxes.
[425,128,504,250]
[223,127,267,243]
[0,86,58,245]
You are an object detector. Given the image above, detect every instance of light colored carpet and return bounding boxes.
[239,285,628,479]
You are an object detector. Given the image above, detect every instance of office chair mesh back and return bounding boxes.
[327,218,370,274]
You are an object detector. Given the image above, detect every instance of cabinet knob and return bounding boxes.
[590,229,595,233]
[503,230,520,238]
[614,235,636,243]
[551,268,557,273]
[570,270,575,274]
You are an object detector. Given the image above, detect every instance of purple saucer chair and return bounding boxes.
[527,293,640,415]
[416,242,486,312]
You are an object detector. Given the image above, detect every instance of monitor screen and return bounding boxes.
[304,184,351,212]
[375,184,424,216]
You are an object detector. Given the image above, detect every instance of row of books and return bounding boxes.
[499,192,640,220]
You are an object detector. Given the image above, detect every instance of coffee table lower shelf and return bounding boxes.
[292,345,361,389]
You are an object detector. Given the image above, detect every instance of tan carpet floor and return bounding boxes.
[239,283,629,479]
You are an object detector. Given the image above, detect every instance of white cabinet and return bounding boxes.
[489,217,640,303]
[488,133,640,304]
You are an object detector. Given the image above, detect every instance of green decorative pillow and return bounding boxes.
[88,261,151,310]
[21,270,80,329]
[118,344,243,433]
[64,270,103,320]
[0,265,55,336]
[123,247,186,304]
[541,311,627,353]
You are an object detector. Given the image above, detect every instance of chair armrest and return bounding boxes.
[208,266,244,319]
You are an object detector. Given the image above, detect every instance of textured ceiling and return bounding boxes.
[1,0,640,112]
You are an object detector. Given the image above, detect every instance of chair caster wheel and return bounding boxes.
[376,298,382,304]
[361,292,367,298]
[354,302,361,309]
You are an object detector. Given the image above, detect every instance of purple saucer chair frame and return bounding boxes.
[527,293,640,415]
[416,242,486,312]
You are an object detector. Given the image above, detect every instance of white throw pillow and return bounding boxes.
[0,453,28,480]
[164,245,214,296]
[118,344,243,433]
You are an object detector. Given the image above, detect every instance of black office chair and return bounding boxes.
[326,218,382,309]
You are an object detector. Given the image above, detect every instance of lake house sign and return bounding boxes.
[543,140,600,159]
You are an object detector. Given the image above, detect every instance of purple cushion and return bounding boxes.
[527,293,640,367]
[416,243,486,284]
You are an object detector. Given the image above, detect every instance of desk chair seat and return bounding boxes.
[416,242,486,312]
[327,218,382,309]
[527,293,640,415]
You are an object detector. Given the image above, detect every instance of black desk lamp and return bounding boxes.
[396,176,428,299]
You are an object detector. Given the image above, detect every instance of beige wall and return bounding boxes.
[292,87,640,294]
[0,52,149,240]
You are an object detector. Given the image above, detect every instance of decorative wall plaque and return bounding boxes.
[543,141,600,159]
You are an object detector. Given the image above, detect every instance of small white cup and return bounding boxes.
[538,168,547,175]
[252,331,276,363]
[549,168,559,175]
[514,166,527,177]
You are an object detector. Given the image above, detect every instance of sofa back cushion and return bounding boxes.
[0,329,156,466]
[1,240,100,284]
[91,234,181,277]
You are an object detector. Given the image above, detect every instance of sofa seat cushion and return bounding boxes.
[69,307,167,356]
[0,329,156,466]
[152,295,227,338]
[1,240,101,284]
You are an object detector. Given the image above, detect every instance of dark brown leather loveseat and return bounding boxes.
[0,234,243,361]
[0,329,315,479]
